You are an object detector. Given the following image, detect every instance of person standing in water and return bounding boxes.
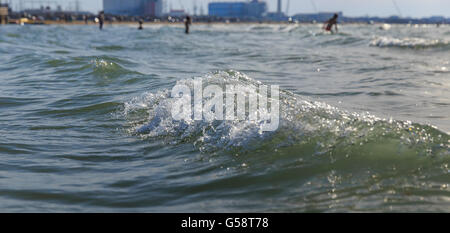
[138,19,143,30]
[83,15,88,25]
[323,13,339,33]
[98,11,105,30]
[185,15,192,34]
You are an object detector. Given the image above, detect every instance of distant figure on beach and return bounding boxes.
[83,15,88,25]
[138,19,143,30]
[185,16,192,34]
[323,14,338,33]
[98,11,105,30]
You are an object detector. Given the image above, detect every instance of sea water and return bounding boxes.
[0,23,449,212]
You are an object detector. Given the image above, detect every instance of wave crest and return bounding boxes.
[123,71,449,157]
[370,36,450,49]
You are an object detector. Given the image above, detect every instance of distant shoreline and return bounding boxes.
[4,20,446,26]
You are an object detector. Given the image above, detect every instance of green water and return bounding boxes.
[0,24,449,212]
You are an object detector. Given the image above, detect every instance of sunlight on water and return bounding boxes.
[0,24,449,212]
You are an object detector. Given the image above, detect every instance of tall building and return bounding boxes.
[277,0,281,14]
[103,0,163,17]
[208,0,267,19]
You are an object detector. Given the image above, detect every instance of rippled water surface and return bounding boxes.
[0,24,449,212]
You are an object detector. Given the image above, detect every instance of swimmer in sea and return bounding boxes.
[98,11,105,30]
[323,13,339,33]
[185,15,192,34]
[138,19,143,30]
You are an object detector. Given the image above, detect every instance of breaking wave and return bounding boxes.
[370,36,450,50]
[123,71,449,157]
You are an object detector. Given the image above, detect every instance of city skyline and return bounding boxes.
[5,0,450,18]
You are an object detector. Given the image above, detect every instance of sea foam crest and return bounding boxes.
[370,36,449,49]
[123,71,449,156]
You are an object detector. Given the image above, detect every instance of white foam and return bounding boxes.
[370,36,448,48]
[123,71,448,154]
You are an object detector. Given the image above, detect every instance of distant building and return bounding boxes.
[267,0,285,20]
[277,0,281,15]
[0,3,10,14]
[248,0,267,18]
[265,12,287,21]
[168,10,185,17]
[209,2,246,18]
[103,0,163,17]
[0,3,10,24]
[428,16,446,23]
[292,12,343,23]
[208,0,267,19]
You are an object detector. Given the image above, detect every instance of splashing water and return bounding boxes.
[370,36,450,49]
[124,70,449,157]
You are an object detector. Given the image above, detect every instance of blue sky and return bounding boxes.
[8,0,450,17]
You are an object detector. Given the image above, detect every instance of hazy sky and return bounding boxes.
[8,0,450,17]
